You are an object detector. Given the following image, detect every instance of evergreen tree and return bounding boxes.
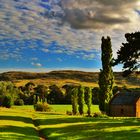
[113,32,140,76]
[78,86,85,115]
[98,36,114,114]
[71,87,78,115]
[84,87,92,117]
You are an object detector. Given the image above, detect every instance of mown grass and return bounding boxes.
[35,114,140,140]
[49,104,99,114]
[0,107,39,140]
[1,105,140,140]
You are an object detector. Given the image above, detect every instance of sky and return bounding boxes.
[0,0,140,72]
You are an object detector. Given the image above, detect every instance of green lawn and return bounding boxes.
[0,105,140,140]
[35,114,140,140]
[0,107,39,140]
[49,104,99,114]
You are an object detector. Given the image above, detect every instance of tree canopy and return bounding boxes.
[98,36,114,113]
[113,32,140,76]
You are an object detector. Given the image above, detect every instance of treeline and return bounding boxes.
[0,81,139,108]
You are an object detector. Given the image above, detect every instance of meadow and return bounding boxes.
[0,105,140,140]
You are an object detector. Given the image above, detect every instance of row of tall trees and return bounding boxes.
[71,86,92,116]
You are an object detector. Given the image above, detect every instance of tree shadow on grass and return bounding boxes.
[0,116,32,124]
[35,116,110,126]
[35,116,140,126]
[40,122,140,140]
[0,125,39,140]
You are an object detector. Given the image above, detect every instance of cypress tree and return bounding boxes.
[78,86,85,115]
[85,87,92,117]
[98,36,114,114]
[71,87,78,115]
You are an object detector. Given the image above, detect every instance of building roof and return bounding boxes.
[110,91,140,105]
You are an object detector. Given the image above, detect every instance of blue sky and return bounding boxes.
[0,0,140,72]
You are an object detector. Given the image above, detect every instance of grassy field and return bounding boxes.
[0,107,39,140]
[0,105,140,140]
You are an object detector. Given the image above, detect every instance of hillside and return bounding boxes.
[0,70,139,88]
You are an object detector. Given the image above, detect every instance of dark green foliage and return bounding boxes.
[14,98,24,106]
[78,86,85,115]
[99,36,114,113]
[85,87,92,116]
[71,87,78,115]
[48,85,64,104]
[34,85,48,103]
[113,86,120,95]
[34,102,52,112]
[0,82,20,107]
[62,84,79,104]
[113,32,140,76]
[92,87,99,104]
[24,82,35,95]
[2,95,13,108]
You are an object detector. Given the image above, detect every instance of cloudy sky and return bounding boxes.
[0,0,140,72]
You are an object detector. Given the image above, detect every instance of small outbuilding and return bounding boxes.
[109,91,140,117]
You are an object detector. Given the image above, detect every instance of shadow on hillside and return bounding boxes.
[40,121,140,140]
[0,115,32,124]
[0,126,39,140]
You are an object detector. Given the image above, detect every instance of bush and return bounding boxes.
[14,99,24,106]
[66,110,72,115]
[93,112,108,118]
[34,102,52,112]
[2,95,13,108]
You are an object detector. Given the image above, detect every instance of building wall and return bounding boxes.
[110,105,136,117]
[136,98,140,117]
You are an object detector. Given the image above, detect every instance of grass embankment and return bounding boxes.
[0,106,39,140]
[1,105,140,140]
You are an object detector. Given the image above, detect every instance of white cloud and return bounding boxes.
[83,54,95,60]
[41,48,49,53]
[0,0,139,61]
[31,62,42,67]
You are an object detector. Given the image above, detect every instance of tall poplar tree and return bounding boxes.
[71,87,78,115]
[84,87,92,117]
[98,36,114,114]
[78,86,85,115]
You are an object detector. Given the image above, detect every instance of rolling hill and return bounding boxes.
[0,70,139,88]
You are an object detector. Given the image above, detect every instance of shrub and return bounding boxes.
[66,110,72,115]
[93,112,108,118]
[14,99,24,106]
[34,102,52,112]
[2,95,13,108]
